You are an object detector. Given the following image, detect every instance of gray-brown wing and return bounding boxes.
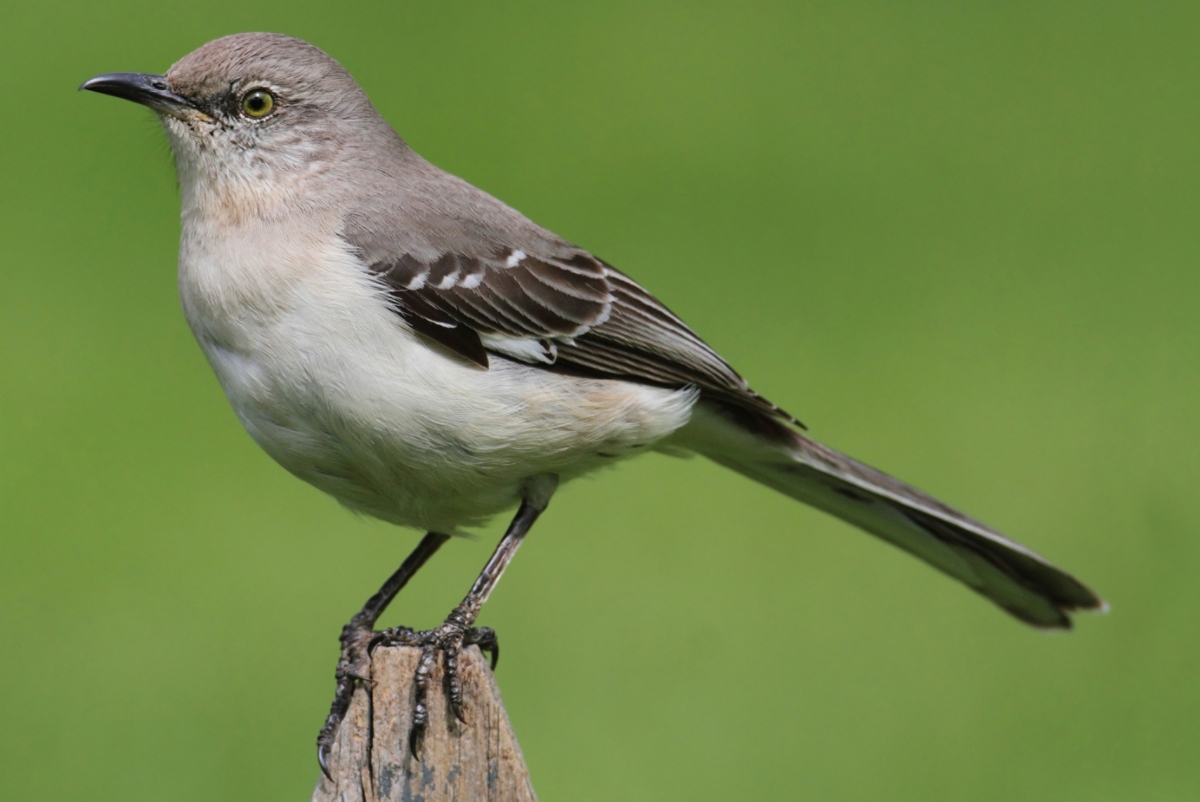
[356,242,796,423]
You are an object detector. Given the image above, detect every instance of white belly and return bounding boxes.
[179,224,696,532]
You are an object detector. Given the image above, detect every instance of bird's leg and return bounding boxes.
[316,531,450,778]
[376,490,549,758]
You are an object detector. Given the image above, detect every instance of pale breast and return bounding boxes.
[179,219,698,531]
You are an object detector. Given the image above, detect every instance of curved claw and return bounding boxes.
[408,713,426,759]
[318,743,333,781]
[316,673,358,778]
[466,626,500,670]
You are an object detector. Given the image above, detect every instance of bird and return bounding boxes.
[80,32,1104,776]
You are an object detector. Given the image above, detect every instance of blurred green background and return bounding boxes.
[2,1,1196,799]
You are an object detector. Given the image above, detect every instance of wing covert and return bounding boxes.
[356,238,797,424]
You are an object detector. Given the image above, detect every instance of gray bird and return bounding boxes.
[81,32,1104,775]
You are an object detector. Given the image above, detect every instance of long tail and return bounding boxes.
[681,403,1105,629]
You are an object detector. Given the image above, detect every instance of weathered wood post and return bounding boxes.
[311,645,536,802]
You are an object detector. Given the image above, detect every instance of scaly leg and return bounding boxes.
[377,481,552,757]
[316,531,450,777]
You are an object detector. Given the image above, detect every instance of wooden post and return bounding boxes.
[311,644,536,802]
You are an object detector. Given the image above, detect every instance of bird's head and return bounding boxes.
[81,33,399,218]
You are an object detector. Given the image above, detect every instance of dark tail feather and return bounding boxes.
[684,404,1105,629]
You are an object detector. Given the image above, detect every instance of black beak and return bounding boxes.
[79,72,196,114]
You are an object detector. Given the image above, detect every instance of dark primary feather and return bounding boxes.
[356,239,798,424]
[691,406,1106,629]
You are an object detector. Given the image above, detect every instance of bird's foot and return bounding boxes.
[375,606,499,758]
[316,614,380,779]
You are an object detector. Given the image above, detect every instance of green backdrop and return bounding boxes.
[2,2,1196,799]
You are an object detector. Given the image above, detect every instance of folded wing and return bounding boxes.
[356,240,795,423]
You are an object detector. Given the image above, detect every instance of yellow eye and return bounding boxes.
[241,89,275,118]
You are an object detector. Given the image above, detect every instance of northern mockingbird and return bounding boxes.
[81,33,1104,774]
